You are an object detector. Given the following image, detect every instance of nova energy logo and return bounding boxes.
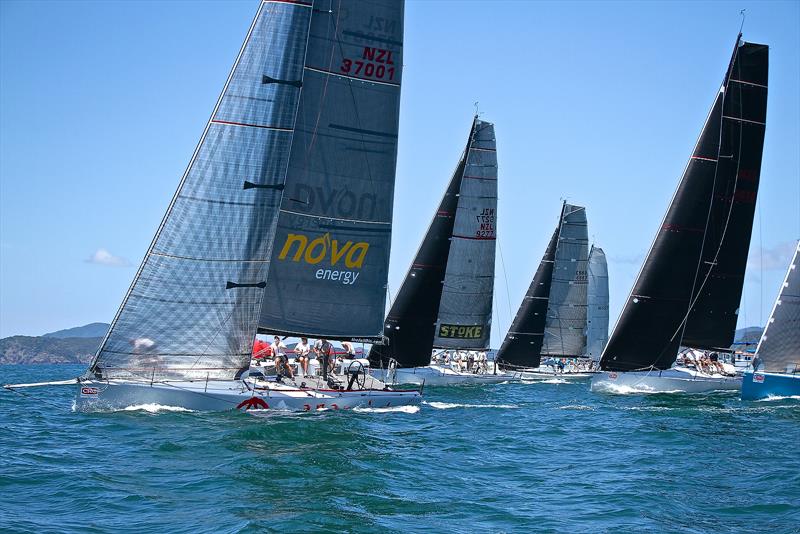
[278,233,368,285]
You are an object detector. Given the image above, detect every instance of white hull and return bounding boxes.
[375,365,513,386]
[74,379,421,412]
[512,369,596,381]
[590,367,742,394]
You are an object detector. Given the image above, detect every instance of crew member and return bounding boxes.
[295,337,311,377]
[271,335,293,380]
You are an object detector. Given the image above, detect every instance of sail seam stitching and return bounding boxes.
[303,65,401,87]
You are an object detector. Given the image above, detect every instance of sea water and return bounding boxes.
[1,365,798,533]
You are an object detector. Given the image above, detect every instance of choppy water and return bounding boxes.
[1,365,798,533]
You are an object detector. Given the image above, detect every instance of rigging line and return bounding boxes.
[497,239,513,329]
[759,197,764,326]
[5,385,74,411]
[493,287,503,350]
[302,0,337,165]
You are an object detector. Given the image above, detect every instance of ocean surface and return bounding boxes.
[1,365,798,533]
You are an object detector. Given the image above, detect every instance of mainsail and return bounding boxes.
[600,36,768,372]
[541,204,589,357]
[585,245,609,361]
[432,121,498,350]
[495,228,558,368]
[754,242,800,373]
[258,0,404,341]
[89,0,404,381]
[369,118,497,367]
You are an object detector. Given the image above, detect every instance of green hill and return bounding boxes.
[42,322,109,339]
[0,335,101,365]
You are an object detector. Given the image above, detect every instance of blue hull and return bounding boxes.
[741,371,800,400]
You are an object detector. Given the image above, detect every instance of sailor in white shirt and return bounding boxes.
[271,336,293,380]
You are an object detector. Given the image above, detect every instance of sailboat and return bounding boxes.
[591,35,768,394]
[5,0,421,412]
[496,203,601,380]
[741,241,800,400]
[369,117,511,386]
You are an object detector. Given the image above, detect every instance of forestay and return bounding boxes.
[541,204,589,357]
[600,37,768,372]
[585,245,609,361]
[259,0,404,341]
[755,242,800,373]
[433,120,497,350]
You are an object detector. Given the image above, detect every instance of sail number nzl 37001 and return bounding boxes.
[278,233,368,286]
[340,47,396,82]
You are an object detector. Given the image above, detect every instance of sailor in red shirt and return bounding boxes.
[252,338,272,366]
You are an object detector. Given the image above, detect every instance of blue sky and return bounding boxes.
[1,0,798,341]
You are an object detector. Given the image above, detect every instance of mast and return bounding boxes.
[600,36,768,372]
[754,241,800,373]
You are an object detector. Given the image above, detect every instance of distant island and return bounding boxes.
[0,323,109,365]
[0,322,764,365]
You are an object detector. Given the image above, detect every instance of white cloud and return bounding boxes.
[747,240,798,272]
[86,248,131,267]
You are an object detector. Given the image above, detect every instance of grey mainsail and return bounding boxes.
[432,120,497,350]
[259,0,403,341]
[585,245,609,360]
[89,0,403,381]
[541,203,589,357]
[754,241,800,373]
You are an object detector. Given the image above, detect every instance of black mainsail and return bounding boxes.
[89,0,404,381]
[754,242,800,373]
[600,36,768,372]
[370,118,497,367]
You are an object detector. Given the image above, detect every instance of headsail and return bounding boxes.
[369,118,496,367]
[541,204,589,357]
[754,241,800,373]
[258,0,404,341]
[600,37,768,372]
[496,227,559,368]
[585,245,609,361]
[89,1,314,381]
[432,121,497,350]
